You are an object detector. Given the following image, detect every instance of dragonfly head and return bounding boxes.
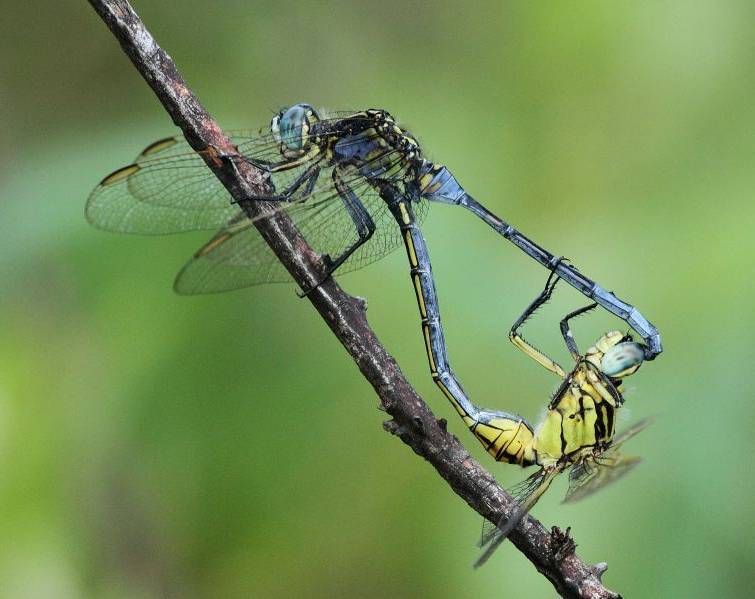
[594,332,645,379]
[271,104,320,157]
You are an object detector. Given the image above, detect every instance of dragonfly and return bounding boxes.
[472,270,651,568]
[88,103,661,456]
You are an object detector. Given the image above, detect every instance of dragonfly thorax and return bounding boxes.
[366,109,421,159]
[533,362,619,465]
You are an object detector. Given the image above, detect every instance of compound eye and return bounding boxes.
[276,104,319,152]
[600,342,644,378]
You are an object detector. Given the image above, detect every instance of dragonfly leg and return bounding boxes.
[456,193,662,359]
[325,166,377,271]
[233,159,323,203]
[559,302,598,359]
[239,145,323,174]
[269,161,321,202]
[376,180,537,466]
[297,167,376,297]
[509,269,567,378]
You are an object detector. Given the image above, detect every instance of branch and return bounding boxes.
[87,2,619,597]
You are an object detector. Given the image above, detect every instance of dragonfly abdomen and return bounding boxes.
[383,192,538,466]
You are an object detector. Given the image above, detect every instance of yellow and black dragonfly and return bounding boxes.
[471,270,651,567]
[88,104,660,464]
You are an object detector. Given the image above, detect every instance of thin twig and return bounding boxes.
[86,2,620,597]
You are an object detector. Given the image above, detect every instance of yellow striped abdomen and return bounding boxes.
[471,417,536,465]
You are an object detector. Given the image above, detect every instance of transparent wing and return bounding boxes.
[174,158,429,294]
[610,417,654,448]
[86,130,278,234]
[563,454,641,504]
[563,418,653,504]
[172,213,283,293]
[85,113,372,235]
[475,466,562,568]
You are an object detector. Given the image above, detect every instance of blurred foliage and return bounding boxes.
[1,1,754,597]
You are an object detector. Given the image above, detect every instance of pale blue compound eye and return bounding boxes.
[600,342,644,377]
[275,104,318,152]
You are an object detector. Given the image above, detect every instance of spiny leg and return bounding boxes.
[559,302,598,360]
[326,166,376,272]
[233,157,323,203]
[509,268,567,378]
[298,166,376,297]
[376,180,537,466]
[241,145,323,174]
[275,161,321,201]
[559,302,625,407]
[509,268,560,334]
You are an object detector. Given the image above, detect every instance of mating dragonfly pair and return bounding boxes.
[87,103,662,566]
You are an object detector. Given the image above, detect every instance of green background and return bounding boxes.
[1,2,753,597]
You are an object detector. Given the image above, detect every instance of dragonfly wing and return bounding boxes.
[85,118,352,235]
[86,131,283,234]
[563,454,642,504]
[86,110,408,235]
[562,418,652,503]
[611,417,654,448]
[475,466,561,568]
[174,147,421,294]
[173,214,294,294]
[88,116,420,225]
